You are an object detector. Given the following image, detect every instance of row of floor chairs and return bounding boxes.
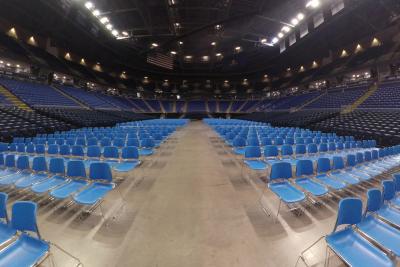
[0,156,114,206]
[322,176,400,267]
[1,144,141,172]
[266,147,400,216]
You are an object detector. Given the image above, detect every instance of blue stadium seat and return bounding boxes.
[114,147,140,172]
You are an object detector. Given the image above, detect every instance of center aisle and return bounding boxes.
[116,120,271,267]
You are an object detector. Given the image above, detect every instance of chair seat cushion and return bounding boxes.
[0,234,49,267]
[315,174,346,190]
[0,223,16,246]
[331,171,360,184]
[0,169,16,178]
[139,149,153,156]
[31,176,67,194]
[50,180,88,200]
[0,172,28,186]
[14,174,48,189]
[295,178,328,197]
[73,182,114,206]
[113,161,140,172]
[377,205,400,228]
[326,228,394,267]
[244,160,267,170]
[268,181,305,203]
[357,215,400,257]
[233,148,245,155]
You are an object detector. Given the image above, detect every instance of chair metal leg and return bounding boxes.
[274,199,282,223]
[296,235,326,267]
[50,241,83,267]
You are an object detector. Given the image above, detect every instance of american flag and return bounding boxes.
[147,52,174,70]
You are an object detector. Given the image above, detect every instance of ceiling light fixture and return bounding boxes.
[151,43,159,47]
[282,26,291,33]
[297,13,305,20]
[272,37,279,44]
[100,17,109,24]
[106,24,113,30]
[170,51,177,55]
[111,30,119,36]
[85,2,94,10]
[306,0,320,9]
[278,32,284,38]
[92,9,100,16]
[291,18,299,25]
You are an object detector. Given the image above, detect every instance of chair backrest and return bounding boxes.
[332,156,344,170]
[270,162,292,180]
[295,144,306,155]
[274,137,283,146]
[264,145,278,158]
[56,139,65,145]
[319,143,328,152]
[246,138,259,146]
[66,138,75,146]
[261,137,272,146]
[49,158,65,175]
[59,145,71,156]
[346,154,357,167]
[364,151,372,162]
[333,198,362,232]
[0,192,8,222]
[16,155,30,170]
[26,144,35,153]
[47,144,59,155]
[281,145,293,157]
[328,143,336,151]
[101,138,112,147]
[393,173,400,192]
[5,155,16,168]
[35,144,45,154]
[121,147,139,160]
[317,157,331,173]
[127,138,139,147]
[11,201,39,235]
[371,150,378,160]
[140,138,155,148]
[296,160,314,176]
[285,137,294,145]
[17,144,26,153]
[336,142,344,150]
[87,146,101,158]
[76,138,86,146]
[113,138,125,147]
[32,157,47,172]
[382,180,396,201]
[356,152,364,164]
[66,160,86,178]
[244,146,261,158]
[71,145,84,157]
[232,137,246,147]
[366,189,382,213]
[103,146,119,159]
[87,138,98,146]
[307,144,318,154]
[0,154,3,167]
[89,162,112,182]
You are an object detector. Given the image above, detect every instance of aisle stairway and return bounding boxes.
[0,85,32,111]
[342,83,379,114]
[51,86,89,109]
[295,92,326,111]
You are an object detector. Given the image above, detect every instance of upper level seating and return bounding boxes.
[271,92,321,110]
[358,81,400,109]
[146,100,162,112]
[0,92,11,105]
[219,101,230,112]
[35,107,129,127]
[58,86,115,109]
[176,101,185,113]
[230,101,244,112]
[305,86,368,109]
[0,79,79,107]
[187,101,206,112]
[161,101,173,112]
[207,101,217,113]
[130,99,151,112]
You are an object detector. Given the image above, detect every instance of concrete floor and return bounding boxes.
[11,121,399,267]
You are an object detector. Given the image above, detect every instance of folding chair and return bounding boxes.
[13,158,48,189]
[113,147,141,172]
[325,198,394,267]
[31,158,68,194]
[0,156,31,186]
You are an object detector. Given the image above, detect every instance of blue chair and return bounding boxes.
[325,198,394,267]
[307,144,318,154]
[103,146,120,163]
[47,144,59,157]
[319,143,328,153]
[31,158,68,194]
[13,157,48,189]
[114,147,140,172]
[16,144,26,154]
[87,146,101,160]
[268,162,305,216]
[100,138,111,147]
[35,144,45,155]
[314,158,346,190]
[329,156,362,185]
[75,138,86,146]
[280,145,293,158]
[139,139,155,156]
[0,193,16,245]
[0,155,18,178]
[87,138,98,146]
[26,144,35,154]
[73,163,115,206]
[261,137,272,146]
[344,154,372,181]
[354,152,381,176]
[0,201,50,267]
[126,138,139,147]
[112,138,125,148]
[56,139,65,146]
[71,145,85,159]
[243,146,267,170]
[49,160,88,200]
[232,137,246,155]
[382,180,400,207]
[295,160,328,197]
[295,144,306,158]
[264,145,279,164]
[246,138,260,147]
[59,145,71,157]
[0,156,31,186]
[274,138,283,146]
[66,138,75,146]
[328,142,336,152]
[358,189,400,257]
